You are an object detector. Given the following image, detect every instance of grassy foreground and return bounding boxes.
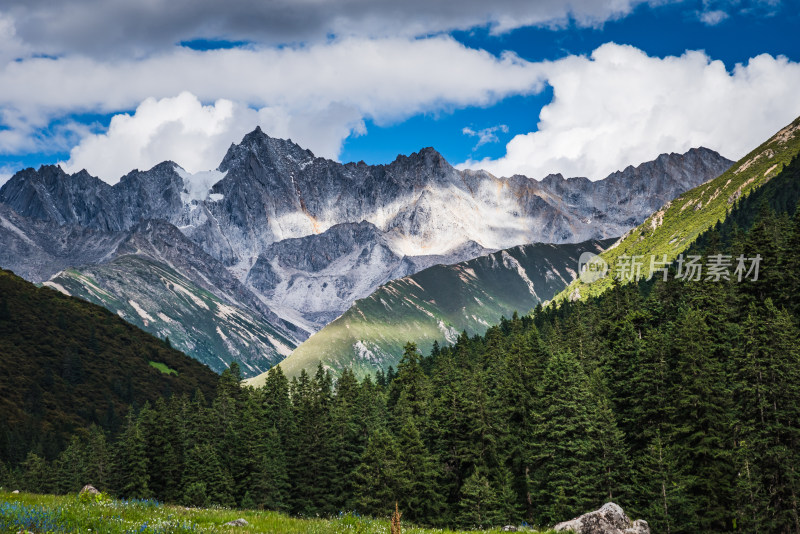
[0,491,553,534]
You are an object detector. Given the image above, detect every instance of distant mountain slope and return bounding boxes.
[49,255,296,375]
[0,268,218,464]
[248,238,613,384]
[556,115,800,303]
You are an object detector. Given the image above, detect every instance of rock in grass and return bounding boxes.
[554,502,650,534]
[79,484,100,495]
[224,518,249,527]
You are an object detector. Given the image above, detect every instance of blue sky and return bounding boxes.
[343,1,800,166]
[0,0,799,184]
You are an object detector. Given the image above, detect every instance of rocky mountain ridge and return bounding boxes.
[0,129,733,374]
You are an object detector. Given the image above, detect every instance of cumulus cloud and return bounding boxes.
[460,43,800,180]
[463,124,509,150]
[1,0,669,57]
[60,93,368,183]
[699,9,729,24]
[61,93,251,182]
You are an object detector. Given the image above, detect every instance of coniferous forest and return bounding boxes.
[3,159,800,533]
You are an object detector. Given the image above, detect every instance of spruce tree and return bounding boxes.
[666,307,735,531]
[114,410,151,499]
[396,418,443,523]
[352,427,401,518]
[528,351,605,525]
[182,443,234,507]
[457,469,501,529]
[20,452,50,494]
[734,300,800,532]
[53,436,86,494]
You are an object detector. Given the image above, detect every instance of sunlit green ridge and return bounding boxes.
[554,115,800,303]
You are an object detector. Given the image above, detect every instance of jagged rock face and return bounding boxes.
[0,161,187,232]
[0,203,127,281]
[115,219,297,334]
[212,137,731,266]
[0,166,116,229]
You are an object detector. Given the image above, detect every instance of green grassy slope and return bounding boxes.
[555,115,800,302]
[248,238,613,384]
[48,255,296,376]
[0,492,555,534]
[0,268,218,464]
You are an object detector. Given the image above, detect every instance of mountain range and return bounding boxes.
[0,129,732,375]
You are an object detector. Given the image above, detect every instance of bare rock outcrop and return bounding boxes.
[554,502,649,534]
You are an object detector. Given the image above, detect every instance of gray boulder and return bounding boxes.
[224,518,249,527]
[79,484,100,495]
[554,502,650,534]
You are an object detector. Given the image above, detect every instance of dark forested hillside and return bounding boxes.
[0,269,218,465]
[4,158,800,533]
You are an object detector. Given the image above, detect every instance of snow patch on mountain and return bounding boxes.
[176,167,226,203]
[129,299,155,323]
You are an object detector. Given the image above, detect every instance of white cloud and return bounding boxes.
[462,124,509,150]
[699,9,730,25]
[0,37,544,122]
[461,43,800,180]
[61,93,251,182]
[60,92,368,183]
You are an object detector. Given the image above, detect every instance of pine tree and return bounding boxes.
[388,342,431,430]
[142,398,181,501]
[665,307,735,531]
[634,430,690,534]
[733,300,800,532]
[113,410,150,499]
[20,452,50,494]
[489,325,548,520]
[457,469,501,529]
[239,389,289,510]
[287,366,336,515]
[182,443,234,507]
[53,436,86,494]
[0,458,14,489]
[84,425,111,491]
[528,351,605,526]
[352,427,401,518]
[329,369,368,510]
[395,418,443,523]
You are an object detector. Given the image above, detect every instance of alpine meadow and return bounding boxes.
[2,1,800,533]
